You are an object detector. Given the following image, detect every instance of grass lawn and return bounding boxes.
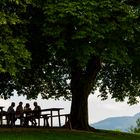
[0,128,140,140]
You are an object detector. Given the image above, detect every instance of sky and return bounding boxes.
[0,91,140,125]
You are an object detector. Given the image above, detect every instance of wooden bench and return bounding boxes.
[0,111,7,126]
[31,114,50,127]
[47,113,71,129]
[0,112,16,126]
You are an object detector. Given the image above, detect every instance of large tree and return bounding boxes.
[0,0,140,130]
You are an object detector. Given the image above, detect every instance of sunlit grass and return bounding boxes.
[0,128,140,140]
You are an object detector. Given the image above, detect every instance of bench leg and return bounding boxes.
[0,115,2,126]
[37,118,40,126]
[65,115,72,129]
[43,116,49,127]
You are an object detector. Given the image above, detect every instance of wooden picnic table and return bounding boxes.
[19,108,64,127]
[0,107,70,128]
[40,108,64,127]
[39,108,71,128]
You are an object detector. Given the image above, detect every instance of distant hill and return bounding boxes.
[91,112,140,132]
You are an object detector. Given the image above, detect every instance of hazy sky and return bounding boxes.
[0,92,140,124]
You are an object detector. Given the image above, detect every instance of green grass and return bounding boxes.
[0,128,140,140]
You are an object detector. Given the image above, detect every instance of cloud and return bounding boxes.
[88,93,140,123]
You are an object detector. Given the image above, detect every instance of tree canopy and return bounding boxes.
[0,0,31,98]
[0,0,31,74]
[0,0,140,129]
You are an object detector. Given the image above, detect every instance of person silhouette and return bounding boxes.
[7,102,16,126]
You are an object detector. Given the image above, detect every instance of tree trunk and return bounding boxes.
[70,85,90,130]
[70,56,101,130]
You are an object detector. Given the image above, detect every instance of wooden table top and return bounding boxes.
[0,106,4,109]
[41,108,64,111]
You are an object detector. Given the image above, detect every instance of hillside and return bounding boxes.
[91,112,140,132]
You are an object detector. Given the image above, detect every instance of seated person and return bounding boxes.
[33,102,41,118]
[15,102,24,126]
[7,102,17,126]
[24,103,36,126]
[32,102,41,125]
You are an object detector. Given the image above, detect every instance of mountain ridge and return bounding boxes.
[91,112,140,132]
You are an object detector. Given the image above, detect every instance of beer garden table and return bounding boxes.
[0,107,69,128]
[40,108,64,127]
[22,107,64,127]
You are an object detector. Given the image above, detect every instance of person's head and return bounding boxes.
[33,102,37,107]
[11,102,15,107]
[19,102,23,106]
[25,103,30,108]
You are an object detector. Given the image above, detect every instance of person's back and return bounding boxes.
[7,103,15,114]
[15,102,24,126]
[24,103,35,126]
[33,102,41,118]
[7,102,16,126]
[34,105,41,111]
[16,102,23,118]
[24,103,32,117]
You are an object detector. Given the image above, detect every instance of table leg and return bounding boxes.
[50,111,53,127]
[0,115,2,126]
[58,110,61,127]
[0,109,3,126]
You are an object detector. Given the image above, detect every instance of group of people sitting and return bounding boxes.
[7,101,41,126]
